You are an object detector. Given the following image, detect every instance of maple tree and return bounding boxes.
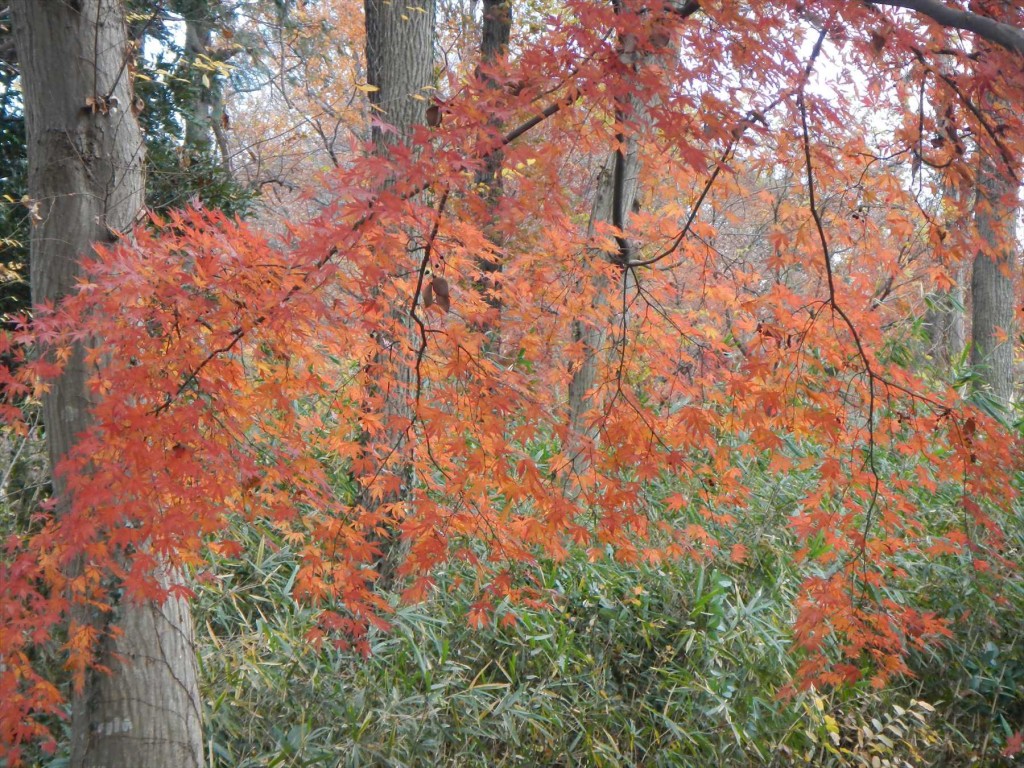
[2,0,1023,761]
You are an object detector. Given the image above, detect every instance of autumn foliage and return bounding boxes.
[2,0,1022,757]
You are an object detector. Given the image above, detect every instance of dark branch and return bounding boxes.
[668,0,702,21]
[865,0,1024,57]
[411,188,450,409]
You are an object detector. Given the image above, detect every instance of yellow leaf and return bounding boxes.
[355,83,379,93]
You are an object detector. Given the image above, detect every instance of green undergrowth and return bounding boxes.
[194,506,1024,768]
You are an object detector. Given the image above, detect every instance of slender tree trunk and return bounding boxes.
[181,0,216,154]
[480,0,512,64]
[567,8,649,467]
[363,0,436,582]
[172,0,231,168]
[477,0,512,201]
[969,13,1018,408]
[924,187,967,377]
[970,151,1017,407]
[475,0,512,343]
[567,149,642,438]
[464,0,512,348]
[10,2,204,765]
[923,62,968,379]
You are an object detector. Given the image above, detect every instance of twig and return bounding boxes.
[410,188,450,409]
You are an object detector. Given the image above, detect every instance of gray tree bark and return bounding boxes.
[170,0,233,171]
[363,0,436,583]
[923,61,968,380]
[969,20,1018,409]
[970,150,1017,407]
[567,147,642,442]
[475,0,512,343]
[174,0,220,156]
[567,12,651,467]
[365,0,437,150]
[10,1,204,765]
[477,0,512,202]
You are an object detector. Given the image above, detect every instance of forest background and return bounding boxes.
[1,0,1024,765]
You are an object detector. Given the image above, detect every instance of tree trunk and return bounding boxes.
[365,0,436,151]
[172,0,231,168]
[10,1,204,765]
[567,13,649,466]
[363,0,436,583]
[70,567,204,767]
[970,150,1017,408]
[566,148,643,461]
[474,0,512,344]
[477,0,512,203]
[924,179,967,379]
[924,68,967,381]
[969,16,1018,409]
[181,1,215,153]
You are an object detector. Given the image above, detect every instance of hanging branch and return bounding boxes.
[411,187,450,408]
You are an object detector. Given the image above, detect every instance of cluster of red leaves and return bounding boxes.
[2,0,1022,757]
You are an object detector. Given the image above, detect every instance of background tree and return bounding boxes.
[360,0,437,581]
[0,7,28,319]
[473,0,512,336]
[133,0,255,216]
[222,0,368,212]
[968,3,1019,408]
[364,0,437,150]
